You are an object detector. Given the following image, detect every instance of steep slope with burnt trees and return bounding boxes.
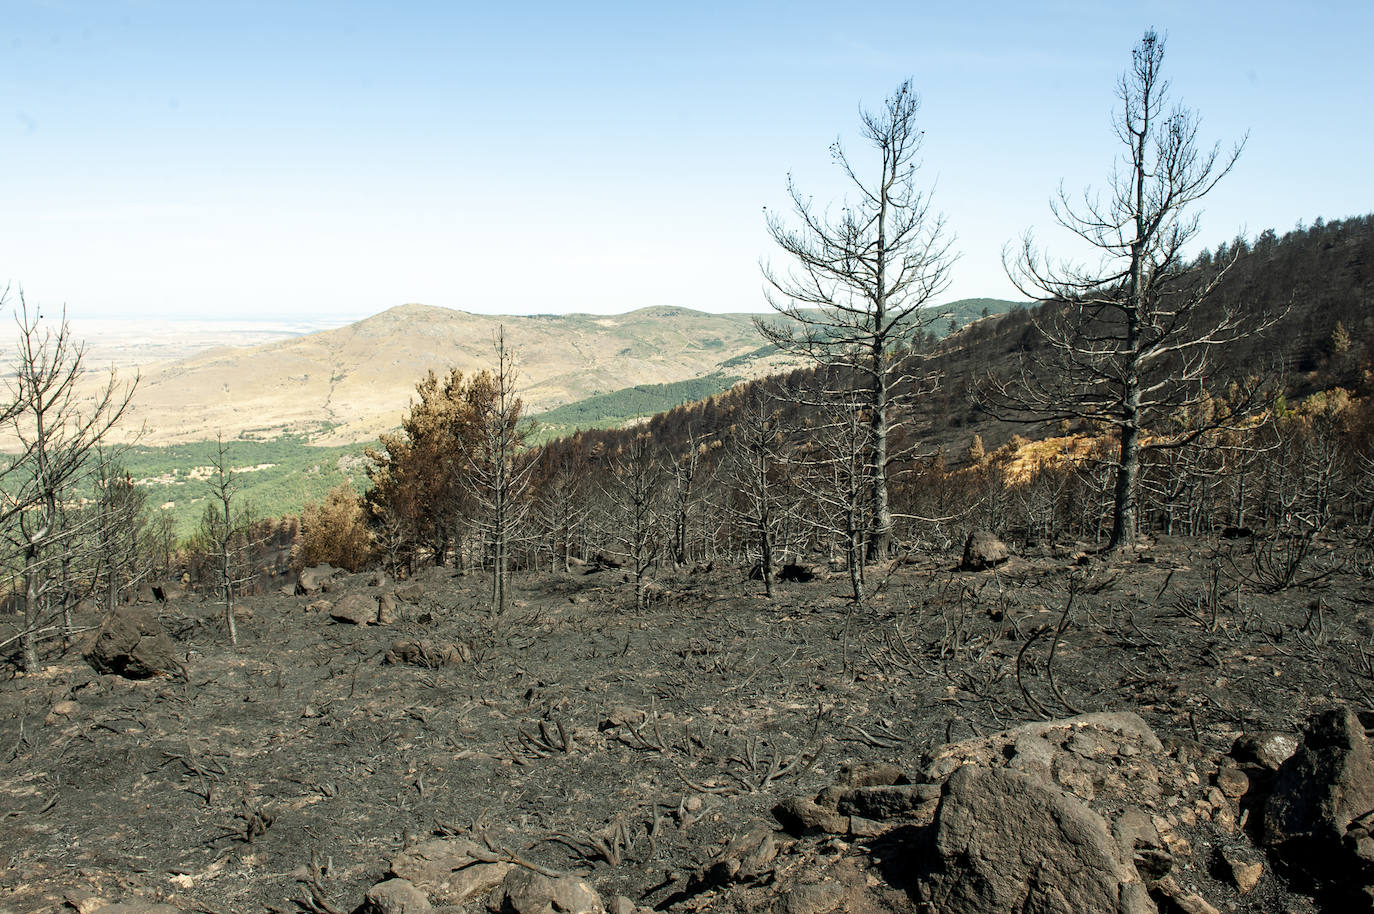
[511,216,1372,574]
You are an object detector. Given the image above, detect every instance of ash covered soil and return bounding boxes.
[3,535,1374,913]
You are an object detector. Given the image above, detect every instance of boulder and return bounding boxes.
[837,761,908,787]
[1265,707,1374,849]
[383,639,472,667]
[395,582,427,604]
[916,765,1154,913]
[298,564,339,595]
[1232,730,1300,771]
[834,783,940,821]
[363,878,434,914]
[1263,706,1374,903]
[772,796,848,836]
[389,837,511,906]
[961,530,1010,570]
[487,868,603,914]
[84,607,182,679]
[329,593,377,625]
[377,592,401,624]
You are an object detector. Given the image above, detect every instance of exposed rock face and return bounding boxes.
[1266,707,1374,848]
[918,765,1155,914]
[1233,730,1300,771]
[923,711,1165,786]
[84,608,182,679]
[961,530,1010,570]
[766,712,1237,914]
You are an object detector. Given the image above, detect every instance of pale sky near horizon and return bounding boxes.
[3,1,1370,322]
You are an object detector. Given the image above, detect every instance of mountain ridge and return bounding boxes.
[74,299,1023,447]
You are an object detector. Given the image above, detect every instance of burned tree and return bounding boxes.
[603,433,665,610]
[198,435,256,646]
[465,329,536,614]
[3,294,136,671]
[365,369,481,570]
[667,424,712,568]
[986,31,1269,551]
[534,445,591,573]
[719,389,786,597]
[798,380,875,603]
[758,79,955,560]
[93,450,150,614]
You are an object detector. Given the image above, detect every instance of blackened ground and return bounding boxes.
[2,532,1371,913]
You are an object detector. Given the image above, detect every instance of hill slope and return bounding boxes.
[113,305,801,445]
[98,299,1023,447]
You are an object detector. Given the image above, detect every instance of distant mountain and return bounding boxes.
[102,304,798,445]
[74,298,1024,447]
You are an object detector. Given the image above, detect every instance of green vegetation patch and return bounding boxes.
[531,373,742,443]
[117,436,374,541]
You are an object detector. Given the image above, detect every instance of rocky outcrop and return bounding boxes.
[298,564,339,595]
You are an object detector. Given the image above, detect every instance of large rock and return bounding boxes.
[1263,706,1374,903]
[1266,707,1374,848]
[84,608,182,678]
[1233,730,1300,771]
[961,530,1010,570]
[363,878,434,914]
[923,711,1164,787]
[298,564,339,595]
[389,838,511,906]
[329,593,378,625]
[377,592,401,624]
[917,765,1154,914]
[384,639,472,667]
[488,868,604,914]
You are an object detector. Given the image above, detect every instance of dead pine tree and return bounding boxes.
[93,449,150,615]
[983,30,1274,552]
[799,379,875,603]
[534,449,590,573]
[603,433,665,610]
[757,78,955,561]
[3,294,136,671]
[667,424,712,568]
[465,328,536,615]
[720,389,785,597]
[199,434,256,646]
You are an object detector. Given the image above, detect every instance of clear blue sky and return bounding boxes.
[3,1,1370,320]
